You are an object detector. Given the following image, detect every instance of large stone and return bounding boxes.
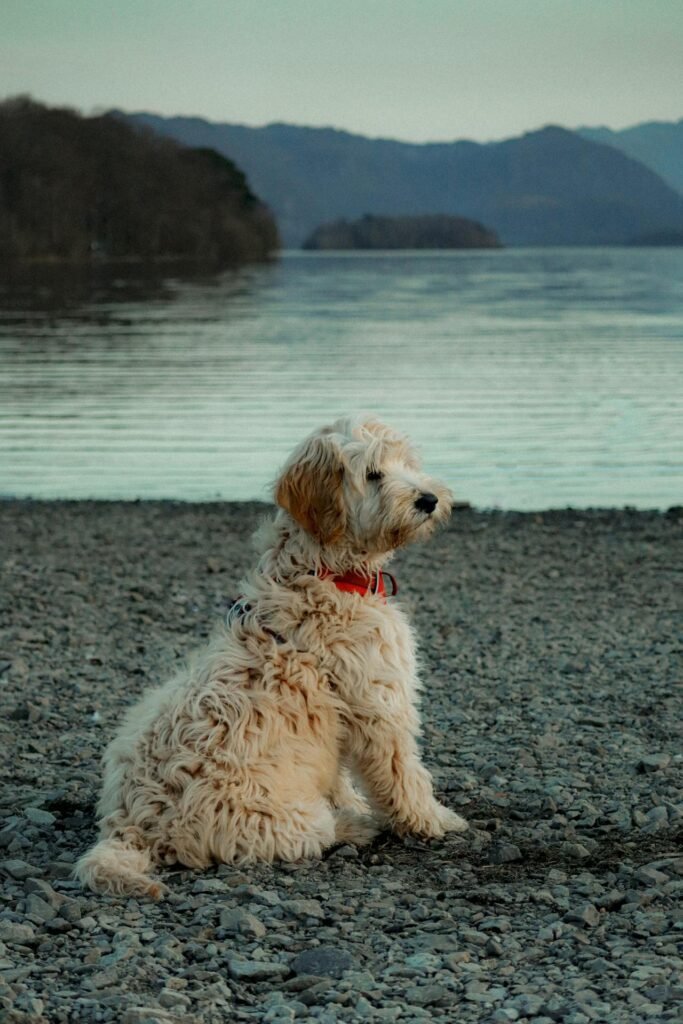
[641,806,669,833]
[637,754,671,773]
[282,898,325,919]
[121,1010,175,1024]
[291,946,356,979]
[25,893,58,923]
[0,921,37,945]
[219,907,266,938]
[404,984,447,1006]
[565,903,600,928]
[0,858,38,880]
[24,807,57,827]
[488,842,522,864]
[227,959,289,981]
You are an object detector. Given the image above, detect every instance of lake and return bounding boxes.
[1,248,682,510]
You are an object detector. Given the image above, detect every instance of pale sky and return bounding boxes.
[2,0,682,142]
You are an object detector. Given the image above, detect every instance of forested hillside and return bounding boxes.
[0,98,279,264]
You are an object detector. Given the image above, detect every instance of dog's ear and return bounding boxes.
[275,434,346,545]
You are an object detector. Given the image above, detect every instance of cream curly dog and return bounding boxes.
[75,416,467,897]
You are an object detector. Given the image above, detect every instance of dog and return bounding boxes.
[75,416,468,897]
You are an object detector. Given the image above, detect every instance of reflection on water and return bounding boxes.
[1,249,682,509]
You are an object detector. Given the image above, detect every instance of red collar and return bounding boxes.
[316,567,398,601]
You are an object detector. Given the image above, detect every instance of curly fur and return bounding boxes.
[75,416,468,898]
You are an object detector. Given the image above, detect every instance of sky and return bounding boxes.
[2,0,682,143]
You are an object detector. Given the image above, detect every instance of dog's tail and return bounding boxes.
[74,834,166,900]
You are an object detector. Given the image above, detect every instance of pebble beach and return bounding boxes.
[1,500,681,1024]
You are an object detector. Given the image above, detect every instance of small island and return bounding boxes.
[0,97,279,267]
[303,213,502,250]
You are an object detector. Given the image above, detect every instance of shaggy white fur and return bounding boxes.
[75,417,468,898]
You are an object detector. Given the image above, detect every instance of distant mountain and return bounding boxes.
[0,97,278,264]
[119,112,683,247]
[304,213,501,250]
[579,120,683,196]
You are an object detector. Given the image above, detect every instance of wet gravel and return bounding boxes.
[1,500,681,1024]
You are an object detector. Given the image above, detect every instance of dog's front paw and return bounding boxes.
[435,804,469,835]
[393,802,468,840]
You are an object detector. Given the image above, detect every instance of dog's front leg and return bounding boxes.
[347,700,468,839]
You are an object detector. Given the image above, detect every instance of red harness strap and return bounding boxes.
[316,567,398,601]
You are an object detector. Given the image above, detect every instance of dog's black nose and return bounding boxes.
[415,492,438,514]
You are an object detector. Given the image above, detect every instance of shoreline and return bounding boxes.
[2,495,681,513]
[1,500,681,1022]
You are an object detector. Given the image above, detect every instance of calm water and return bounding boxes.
[1,249,682,509]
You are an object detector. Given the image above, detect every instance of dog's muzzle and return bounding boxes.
[414,492,438,514]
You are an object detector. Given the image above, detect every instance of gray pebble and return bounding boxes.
[640,806,669,833]
[637,753,671,773]
[219,907,267,938]
[565,903,600,928]
[404,984,447,1006]
[291,946,356,978]
[0,858,38,879]
[488,842,522,864]
[0,921,37,945]
[23,807,57,827]
[227,959,289,981]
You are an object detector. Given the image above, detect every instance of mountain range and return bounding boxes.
[120,111,683,247]
[578,119,683,196]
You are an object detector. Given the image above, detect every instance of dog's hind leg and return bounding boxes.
[210,799,339,864]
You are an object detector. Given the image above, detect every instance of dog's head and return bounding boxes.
[275,417,452,559]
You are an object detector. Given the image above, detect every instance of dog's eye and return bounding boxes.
[367,470,383,482]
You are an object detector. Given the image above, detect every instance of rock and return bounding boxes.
[506,993,546,1016]
[158,988,191,1009]
[637,754,671,773]
[565,903,600,928]
[404,984,447,1006]
[640,806,669,833]
[328,844,358,860]
[227,959,289,981]
[0,921,37,945]
[24,807,57,827]
[635,866,670,886]
[488,842,522,864]
[25,893,58,923]
[232,884,281,906]
[404,951,441,971]
[479,916,511,932]
[465,981,507,1002]
[0,858,38,879]
[59,897,83,923]
[560,841,591,860]
[354,996,375,1018]
[485,937,504,956]
[121,1010,175,1024]
[282,898,325,919]
[291,946,356,978]
[219,908,266,938]
[24,878,63,907]
[190,878,230,894]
